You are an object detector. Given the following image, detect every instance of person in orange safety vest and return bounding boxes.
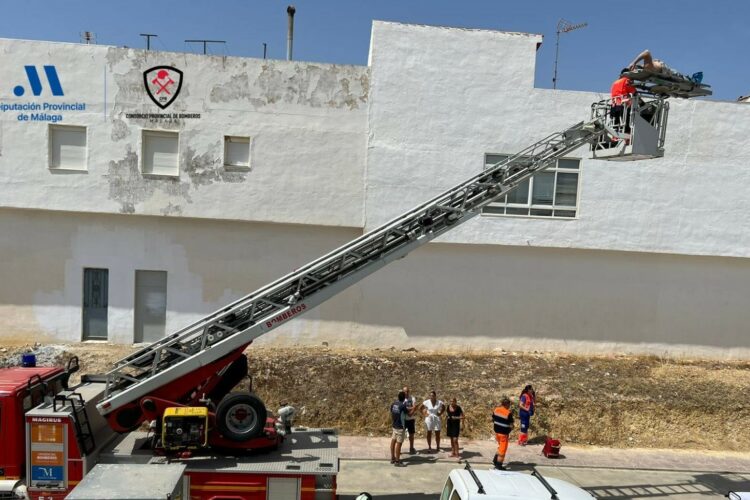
[518,384,536,446]
[611,68,637,106]
[611,68,638,132]
[492,397,514,470]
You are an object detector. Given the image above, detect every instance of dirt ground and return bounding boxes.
[2,341,748,451]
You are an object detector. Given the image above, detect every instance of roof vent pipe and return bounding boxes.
[286,5,296,61]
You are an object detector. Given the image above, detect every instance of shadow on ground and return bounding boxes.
[582,472,750,499]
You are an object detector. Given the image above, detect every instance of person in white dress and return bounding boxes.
[422,390,445,452]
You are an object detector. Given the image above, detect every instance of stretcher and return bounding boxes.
[624,67,712,98]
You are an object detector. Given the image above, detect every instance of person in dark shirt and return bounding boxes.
[390,390,418,466]
[446,397,465,459]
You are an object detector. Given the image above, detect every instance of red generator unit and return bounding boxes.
[542,437,561,458]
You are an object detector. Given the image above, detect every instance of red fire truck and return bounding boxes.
[1,359,336,500]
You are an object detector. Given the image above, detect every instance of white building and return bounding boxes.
[1,21,749,358]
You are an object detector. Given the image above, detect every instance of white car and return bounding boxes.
[441,463,596,500]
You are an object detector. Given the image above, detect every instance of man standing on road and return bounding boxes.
[390,390,418,466]
[492,397,514,470]
[403,386,418,454]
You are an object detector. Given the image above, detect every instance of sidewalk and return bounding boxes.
[338,436,750,473]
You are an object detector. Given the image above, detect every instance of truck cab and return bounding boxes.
[441,463,595,500]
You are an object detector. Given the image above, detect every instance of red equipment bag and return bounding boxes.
[542,437,561,458]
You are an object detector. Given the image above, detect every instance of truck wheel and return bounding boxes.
[216,392,267,441]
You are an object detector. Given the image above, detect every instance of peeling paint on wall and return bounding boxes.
[182,143,248,187]
[111,119,131,142]
[210,62,369,110]
[105,148,192,214]
[209,73,253,103]
[160,202,183,216]
[105,46,132,67]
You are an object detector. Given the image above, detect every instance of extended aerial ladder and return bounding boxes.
[96,96,670,448]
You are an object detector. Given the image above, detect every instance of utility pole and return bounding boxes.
[553,19,587,89]
[185,39,226,55]
[140,33,158,51]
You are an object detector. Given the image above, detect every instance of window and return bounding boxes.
[482,154,580,218]
[224,136,251,169]
[142,130,179,176]
[440,479,454,500]
[49,125,87,170]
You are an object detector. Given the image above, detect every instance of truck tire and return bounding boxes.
[216,392,267,441]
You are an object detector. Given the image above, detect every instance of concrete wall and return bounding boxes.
[366,22,750,259]
[2,207,748,358]
[353,241,750,359]
[0,208,360,344]
[0,39,368,227]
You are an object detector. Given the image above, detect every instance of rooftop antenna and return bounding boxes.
[80,31,96,44]
[552,19,587,89]
[140,33,158,51]
[184,39,226,55]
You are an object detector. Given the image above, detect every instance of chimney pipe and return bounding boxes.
[286,5,296,61]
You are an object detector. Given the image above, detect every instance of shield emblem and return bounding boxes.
[143,66,183,109]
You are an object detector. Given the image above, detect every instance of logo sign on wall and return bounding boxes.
[1,65,86,123]
[143,66,183,109]
[13,65,64,97]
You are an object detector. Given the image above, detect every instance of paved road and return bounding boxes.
[337,459,750,499]
[338,436,750,473]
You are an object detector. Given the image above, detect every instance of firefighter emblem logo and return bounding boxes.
[143,66,183,109]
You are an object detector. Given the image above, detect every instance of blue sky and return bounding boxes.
[3,0,748,101]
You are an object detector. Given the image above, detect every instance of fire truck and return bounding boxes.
[0,94,678,500]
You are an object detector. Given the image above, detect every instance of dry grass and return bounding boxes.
[250,347,750,451]
[2,343,748,451]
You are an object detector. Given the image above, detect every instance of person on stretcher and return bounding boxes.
[628,49,703,84]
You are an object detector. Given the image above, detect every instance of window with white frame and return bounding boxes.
[142,130,179,176]
[49,125,87,170]
[224,136,251,169]
[482,154,580,218]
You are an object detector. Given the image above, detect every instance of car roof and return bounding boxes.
[450,468,595,500]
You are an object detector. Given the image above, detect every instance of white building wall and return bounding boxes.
[0,39,368,227]
[0,208,362,344]
[1,23,749,358]
[365,22,750,259]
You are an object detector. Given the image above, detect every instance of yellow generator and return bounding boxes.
[162,407,209,450]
